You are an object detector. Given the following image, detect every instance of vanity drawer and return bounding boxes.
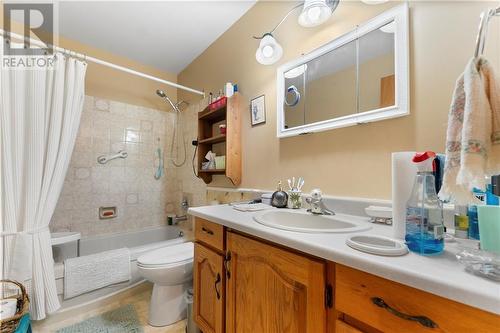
[195,218,224,252]
[335,264,499,333]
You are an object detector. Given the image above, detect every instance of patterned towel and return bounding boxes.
[440,57,500,204]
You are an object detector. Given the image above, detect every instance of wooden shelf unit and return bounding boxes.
[198,134,226,145]
[197,93,241,185]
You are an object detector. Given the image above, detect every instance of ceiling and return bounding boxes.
[58,1,256,74]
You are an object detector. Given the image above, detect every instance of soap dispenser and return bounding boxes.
[271,181,288,208]
[405,151,445,255]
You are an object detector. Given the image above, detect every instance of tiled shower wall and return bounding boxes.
[50,96,184,236]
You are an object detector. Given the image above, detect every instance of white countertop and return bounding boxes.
[188,205,500,315]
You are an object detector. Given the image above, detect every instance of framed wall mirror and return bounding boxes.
[277,4,409,138]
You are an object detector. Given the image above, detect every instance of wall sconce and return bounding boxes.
[255,33,284,65]
[253,0,340,65]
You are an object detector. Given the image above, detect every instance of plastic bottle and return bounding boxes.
[454,205,469,239]
[486,175,500,205]
[405,151,445,255]
[468,187,486,240]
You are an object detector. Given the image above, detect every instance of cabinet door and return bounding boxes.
[226,232,326,333]
[335,320,364,333]
[194,243,225,333]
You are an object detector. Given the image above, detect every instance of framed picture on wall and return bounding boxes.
[250,95,266,126]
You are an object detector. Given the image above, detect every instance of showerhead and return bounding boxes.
[156,89,180,112]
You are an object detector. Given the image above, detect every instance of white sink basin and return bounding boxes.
[253,210,371,233]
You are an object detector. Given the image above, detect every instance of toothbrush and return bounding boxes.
[287,179,292,191]
[298,178,304,191]
[292,177,296,191]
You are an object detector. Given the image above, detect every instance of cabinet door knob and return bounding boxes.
[202,227,214,235]
[371,297,438,328]
[214,273,221,300]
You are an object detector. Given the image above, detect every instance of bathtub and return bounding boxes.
[51,225,187,311]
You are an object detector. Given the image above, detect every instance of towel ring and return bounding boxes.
[285,85,301,107]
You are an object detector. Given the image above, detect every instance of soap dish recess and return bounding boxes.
[346,235,408,256]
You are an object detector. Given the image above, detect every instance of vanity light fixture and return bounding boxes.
[253,0,339,66]
[298,0,339,27]
[255,33,284,65]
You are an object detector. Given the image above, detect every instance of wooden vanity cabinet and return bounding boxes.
[225,231,327,333]
[193,217,329,333]
[334,264,500,333]
[193,217,500,333]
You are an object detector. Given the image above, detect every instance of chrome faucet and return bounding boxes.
[173,198,189,224]
[305,189,335,215]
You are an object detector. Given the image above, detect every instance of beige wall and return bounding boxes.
[59,37,178,111]
[1,11,178,111]
[179,0,500,199]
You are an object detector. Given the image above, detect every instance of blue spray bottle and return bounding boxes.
[405,151,445,255]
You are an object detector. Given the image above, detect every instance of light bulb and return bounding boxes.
[307,7,322,22]
[255,34,283,65]
[262,45,274,58]
[298,0,337,28]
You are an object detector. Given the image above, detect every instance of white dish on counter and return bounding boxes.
[346,235,408,256]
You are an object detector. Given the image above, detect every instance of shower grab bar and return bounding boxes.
[97,150,128,164]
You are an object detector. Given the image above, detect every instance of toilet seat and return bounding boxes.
[137,242,194,269]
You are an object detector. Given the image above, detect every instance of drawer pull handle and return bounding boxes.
[214,273,221,300]
[202,227,214,235]
[224,251,232,279]
[371,297,438,329]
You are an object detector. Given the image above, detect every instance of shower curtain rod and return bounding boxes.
[0,29,205,97]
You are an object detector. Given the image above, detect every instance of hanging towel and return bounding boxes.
[64,248,130,299]
[440,57,500,204]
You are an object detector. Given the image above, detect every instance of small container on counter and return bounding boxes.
[271,182,288,208]
[477,205,500,254]
[468,205,481,240]
[261,193,273,205]
[454,205,469,239]
[288,190,302,209]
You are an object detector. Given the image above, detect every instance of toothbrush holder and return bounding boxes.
[288,190,302,209]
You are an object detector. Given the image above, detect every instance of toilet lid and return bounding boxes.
[137,242,194,267]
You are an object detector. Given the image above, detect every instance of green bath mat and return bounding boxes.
[56,304,143,333]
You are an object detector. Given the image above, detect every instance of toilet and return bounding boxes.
[137,241,194,327]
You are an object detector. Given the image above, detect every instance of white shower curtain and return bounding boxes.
[1,53,87,320]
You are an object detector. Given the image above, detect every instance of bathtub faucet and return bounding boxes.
[173,215,187,224]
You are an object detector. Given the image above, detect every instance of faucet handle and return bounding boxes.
[310,189,323,200]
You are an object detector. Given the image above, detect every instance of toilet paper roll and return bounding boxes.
[0,299,18,320]
[392,152,418,240]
